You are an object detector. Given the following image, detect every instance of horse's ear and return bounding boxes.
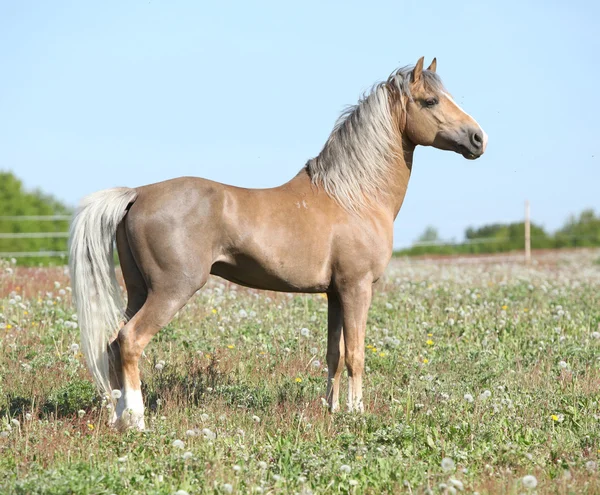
[413,56,425,82]
[427,58,437,73]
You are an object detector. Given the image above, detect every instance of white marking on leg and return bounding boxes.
[347,376,354,412]
[327,376,339,412]
[115,387,145,430]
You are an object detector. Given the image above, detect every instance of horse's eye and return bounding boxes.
[425,97,439,107]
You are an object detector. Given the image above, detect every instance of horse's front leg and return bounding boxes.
[326,293,344,412]
[339,278,372,412]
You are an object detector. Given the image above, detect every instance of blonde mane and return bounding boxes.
[306,66,443,211]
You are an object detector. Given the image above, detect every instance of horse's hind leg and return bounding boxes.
[108,222,148,420]
[114,287,197,430]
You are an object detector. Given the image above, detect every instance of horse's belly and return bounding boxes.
[210,252,331,293]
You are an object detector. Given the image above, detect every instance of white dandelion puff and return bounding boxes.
[449,478,464,491]
[111,389,122,400]
[340,464,351,474]
[522,475,537,489]
[182,451,193,460]
[478,390,491,401]
[441,457,456,472]
[464,393,474,403]
[172,439,185,449]
[201,428,216,440]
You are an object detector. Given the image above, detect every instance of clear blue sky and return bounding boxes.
[1,0,598,247]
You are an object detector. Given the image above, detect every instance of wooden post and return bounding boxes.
[525,200,531,263]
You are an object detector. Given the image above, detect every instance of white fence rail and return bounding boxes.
[4,203,592,261]
[0,215,70,259]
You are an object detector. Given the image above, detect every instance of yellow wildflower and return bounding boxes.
[426,339,434,346]
[502,305,508,310]
[423,358,429,364]
[295,377,302,383]
[551,414,559,422]
[87,423,94,430]
[211,308,218,314]
[379,352,386,357]
[227,345,234,349]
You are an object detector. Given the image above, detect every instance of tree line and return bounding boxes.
[397,209,600,256]
[0,171,71,265]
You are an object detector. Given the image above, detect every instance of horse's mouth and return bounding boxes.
[456,144,481,160]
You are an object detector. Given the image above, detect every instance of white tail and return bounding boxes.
[69,187,138,397]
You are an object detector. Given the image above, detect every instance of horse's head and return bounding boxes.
[401,57,487,160]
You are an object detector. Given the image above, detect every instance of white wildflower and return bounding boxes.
[522,475,537,489]
[449,478,464,491]
[202,428,216,440]
[441,457,455,472]
[478,390,491,401]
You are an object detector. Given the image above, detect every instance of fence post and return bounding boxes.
[525,200,531,263]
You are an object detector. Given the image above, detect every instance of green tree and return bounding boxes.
[0,171,72,265]
[416,226,440,243]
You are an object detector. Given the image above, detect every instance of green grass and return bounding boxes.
[1,250,600,494]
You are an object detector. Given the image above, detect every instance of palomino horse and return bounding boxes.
[69,57,487,430]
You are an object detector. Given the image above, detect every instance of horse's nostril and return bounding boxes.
[470,131,483,149]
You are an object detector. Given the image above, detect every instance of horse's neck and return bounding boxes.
[384,140,415,219]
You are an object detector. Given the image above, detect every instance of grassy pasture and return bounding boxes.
[1,250,600,494]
